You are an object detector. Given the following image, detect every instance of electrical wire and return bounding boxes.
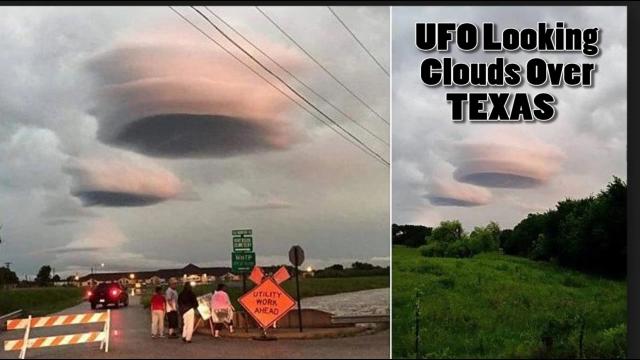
[256,6,389,125]
[205,6,388,146]
[327,6,390,77]
[169,6,388,166]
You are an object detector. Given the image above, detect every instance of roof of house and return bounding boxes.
[79,264,232,282]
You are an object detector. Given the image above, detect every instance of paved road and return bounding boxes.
[0,296,389,359]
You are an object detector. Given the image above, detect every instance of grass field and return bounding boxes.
[141,275,389,309]
[0,287,85,317]
[392,246,626,359]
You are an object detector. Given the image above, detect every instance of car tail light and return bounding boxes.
[110,288,120,297]
[87,291,92,297]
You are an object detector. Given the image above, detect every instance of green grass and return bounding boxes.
[0,287,85,317]
[141,275,389,309]
[392,246,626,359]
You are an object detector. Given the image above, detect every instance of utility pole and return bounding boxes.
[5,262,11,270]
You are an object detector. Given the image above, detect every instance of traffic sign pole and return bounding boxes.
[288,245,305,333]
[294,252,302,333]
[242,273,248,333]
[232,229,254,333]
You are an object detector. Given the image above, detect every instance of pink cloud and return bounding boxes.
[87,29,305,158]
[451,131,565,189]
[426,179,491,207]
[65,153,183,207]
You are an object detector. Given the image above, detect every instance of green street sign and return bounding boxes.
[232,229,252,236]
[233,236,253,252]
[232,252,256,273]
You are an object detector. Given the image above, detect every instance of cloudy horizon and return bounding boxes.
[392,6,627,231]
[0,6,390,278]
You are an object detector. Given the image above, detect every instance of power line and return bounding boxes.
[256,6,389,125]
[204,7,388,146]
[189,6,388,166]
[168,7,388,166]
[327,6,390,77]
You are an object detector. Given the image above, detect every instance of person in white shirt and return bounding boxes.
[165,277,179,339]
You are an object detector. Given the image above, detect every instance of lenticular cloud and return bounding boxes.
[65,155,183,207]
[87,31,302,158]
[425,179,491,207]
[451,133,565,189]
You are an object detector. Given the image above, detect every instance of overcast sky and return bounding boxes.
[0,6,390,278]
[392,7,626,230]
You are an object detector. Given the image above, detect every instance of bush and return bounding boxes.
[590,323,626,358]
[429,220,464,245]
[420,221,499,259]
[446,239,471,258]
[420,242,446,257]
[468,223,500,254]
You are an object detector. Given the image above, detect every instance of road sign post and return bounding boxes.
[289,245,305,333]
[232,229,254,333]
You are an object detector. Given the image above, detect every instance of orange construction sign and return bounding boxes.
[238,278,296,329]
[272,266,291,285]
[248,266,265,285]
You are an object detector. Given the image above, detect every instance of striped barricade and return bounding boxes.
[3,310,110,359]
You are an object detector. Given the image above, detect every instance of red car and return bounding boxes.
[87,283,129,310]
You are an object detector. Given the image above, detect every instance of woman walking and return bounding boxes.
[210,283,235,338]
[178,282,198,343]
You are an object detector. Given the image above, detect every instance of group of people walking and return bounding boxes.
[149,278,235,343]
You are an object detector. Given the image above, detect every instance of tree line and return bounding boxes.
[394,177,626,277]
[314,262,389,278]
[0,265,73,288]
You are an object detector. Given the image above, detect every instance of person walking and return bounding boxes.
[209,283,235,338]
[178,282,198,343]
[150,286,165,338]
[165,278,179,339]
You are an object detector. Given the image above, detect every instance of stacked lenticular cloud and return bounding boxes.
[425,131,565,207]
[65,154,183,207]
[425,179,491,207]
[87,30,303,158]
[451,134,564,189]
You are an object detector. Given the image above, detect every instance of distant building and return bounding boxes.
[78,264,236,287]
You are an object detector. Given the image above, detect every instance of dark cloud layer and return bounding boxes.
[72,191,167,207]
[426,196,487,207]
[453,172,543,189]
[108,113,290,159]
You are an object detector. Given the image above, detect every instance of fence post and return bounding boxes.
[19,315,31,360]
[415,290,421,359]
[578,316,585,359]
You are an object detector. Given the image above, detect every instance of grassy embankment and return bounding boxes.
[392,246,626,359]
[0,287,85,317]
